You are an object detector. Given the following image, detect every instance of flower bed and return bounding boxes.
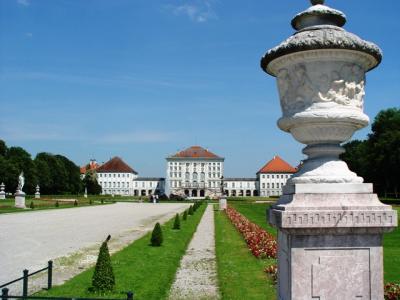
[385,283,400,300]
[225,206,277,259]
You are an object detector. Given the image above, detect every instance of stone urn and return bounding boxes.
[261,0,382,185]
[260,1,397,299]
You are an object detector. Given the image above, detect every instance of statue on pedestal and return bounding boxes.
[15,172,26,208]
[0,182,5,200]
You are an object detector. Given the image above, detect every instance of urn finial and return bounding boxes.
[310,0,324,5]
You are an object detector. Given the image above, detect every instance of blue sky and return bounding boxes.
[0,0,399,177]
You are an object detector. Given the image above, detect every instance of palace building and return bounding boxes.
[95,157,165,196]
[166,146,225,198]
[81,147,296,198]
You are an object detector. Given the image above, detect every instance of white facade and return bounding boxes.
[98,173,165,196]
[258,173,292,197]
[167,158,224,198]
[224,178,259,197]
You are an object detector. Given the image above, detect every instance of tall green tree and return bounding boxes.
[342,108,400,197]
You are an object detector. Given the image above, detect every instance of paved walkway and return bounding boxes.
[0,203,189,294]
[169,204,220,300]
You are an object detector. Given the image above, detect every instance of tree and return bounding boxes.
[83,171,102,195]
[342,108,400,197]
[91,235,115,292]
[173,213,180,229]
[182,210,188,221]
[150,223,163,246]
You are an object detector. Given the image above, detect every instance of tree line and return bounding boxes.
[0,140,83,195]
[341,107,400,198]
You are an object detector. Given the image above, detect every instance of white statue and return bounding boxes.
[17,172,25,192]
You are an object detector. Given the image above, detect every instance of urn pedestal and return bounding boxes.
[15,191,26,208]
[260,1,398,299]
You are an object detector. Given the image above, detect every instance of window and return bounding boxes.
[232,182,235,188]
[267,175,269,178]
[185,172,190,180]
[262,183,265,188]
[267,183,270,188]
[262,175,265,179]
[200,172,205,181]
[272,183,274,188]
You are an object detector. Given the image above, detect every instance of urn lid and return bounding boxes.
[261,0,382,76]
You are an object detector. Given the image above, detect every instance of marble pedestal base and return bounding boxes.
[35,192,40,199]
[0,192,5,200]
[269,188,397,300]
[15,191,26,208]
[219,198,227,210]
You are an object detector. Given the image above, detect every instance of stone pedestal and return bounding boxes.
[269,187,397,299]
[0,192,5,200]
[35,192,40,199]
[219,198,227,210]
[15,191,26,208]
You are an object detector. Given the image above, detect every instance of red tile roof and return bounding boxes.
[257,156,297,174]
[170,146,222,159]
[80,160,100,174]
[96,157,137,174]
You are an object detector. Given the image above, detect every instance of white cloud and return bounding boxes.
[17,0,30,7]
[25,32,33,38]
[169,1,217,23]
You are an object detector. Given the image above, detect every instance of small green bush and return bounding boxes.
[101,199,104,204]
[188,205,194,215]
[55,201,59,207]
[173,213,180,230]
[74,200,78,206]
[89,199,93,205]
[150,222,163,246]
[182,210,188,221]
[91,235,115,292]
[29,201,34,209]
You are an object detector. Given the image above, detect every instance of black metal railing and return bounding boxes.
[0,261,53,297]
[1,289,133,300]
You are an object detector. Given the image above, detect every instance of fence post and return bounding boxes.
[127,291,134,300]
[22,269,28,298]
[47,260,53,290]
[1,288,9,300]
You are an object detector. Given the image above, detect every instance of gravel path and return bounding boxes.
[0,202,189,295]
[169,204,220,300]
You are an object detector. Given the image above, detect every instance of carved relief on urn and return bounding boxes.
[261,1,382,184]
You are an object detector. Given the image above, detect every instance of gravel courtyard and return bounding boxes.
[0,202,189,294]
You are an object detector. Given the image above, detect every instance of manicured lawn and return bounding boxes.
[230,202,276,236]
[383,206,400,283]
[0,197,115,214]
[231,202,400,284]
[214,208,276,300]
[37,203,206,300]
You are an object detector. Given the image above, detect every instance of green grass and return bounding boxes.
[383,206,400,283]
[37,203,207,300]
[214,208,276,300]
[231,202,400,284]
[0,197,114,214]
[230,202,276,236]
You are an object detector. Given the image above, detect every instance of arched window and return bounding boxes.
[185,172,190,181]
[193,172,198,182]
[200,172,205,182]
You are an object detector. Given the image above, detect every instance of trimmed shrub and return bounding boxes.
[29,201,35,209]
[91,235,115,292]
[173,213,180,230]
[182,210,188,221]
[89,198,93,205]
[150,222,163,246]
[188,205,194,215]
[74,200,78,206]
[101,199,104,204]
[55,201,59,207]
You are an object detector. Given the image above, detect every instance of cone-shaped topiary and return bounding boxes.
[29,201,35,209]
[182,210,188,221]
[151,222,163,246]
[55,201,59,207]
[91,235,115,292]
[74,200,78,206]
[188,205,194,215]
[173,213,180,230]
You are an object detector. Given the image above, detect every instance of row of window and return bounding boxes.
[169,162,221,167]
[261,174,290,179]
[99,181,154,188]
[98,173,132,178]
[224,182,256,189]
[169,172,221,179]
[169,181,220,188]
[262,182,284,189]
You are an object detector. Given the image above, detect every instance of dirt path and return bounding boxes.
[168,204,220,300]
